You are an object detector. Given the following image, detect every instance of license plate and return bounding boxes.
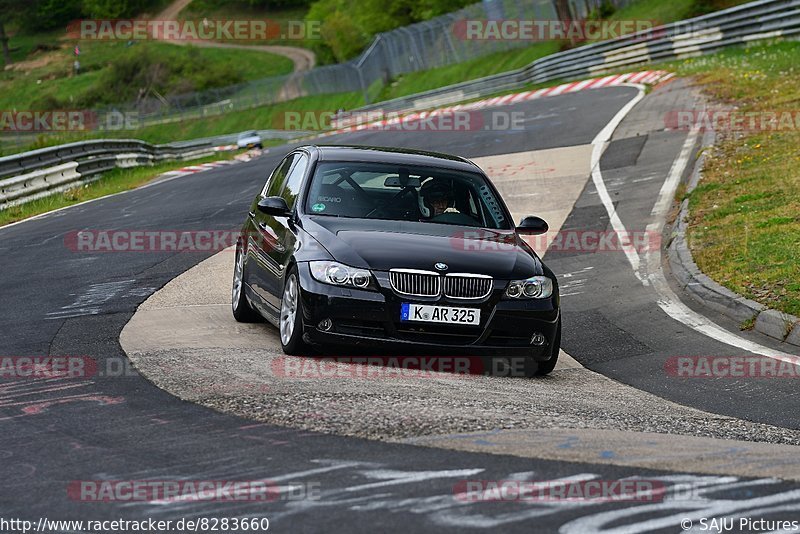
[400,303,480,325]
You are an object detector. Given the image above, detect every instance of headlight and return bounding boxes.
[504,276,553,299]
[309,261,375,290]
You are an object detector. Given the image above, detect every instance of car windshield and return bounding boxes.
[238,131,257,139]
[305,161,511,229]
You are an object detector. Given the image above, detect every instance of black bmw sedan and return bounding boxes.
[232,145,561,376]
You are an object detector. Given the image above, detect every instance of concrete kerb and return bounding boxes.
[667,124,800,346]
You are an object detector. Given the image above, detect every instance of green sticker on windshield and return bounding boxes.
[312,203,326,212]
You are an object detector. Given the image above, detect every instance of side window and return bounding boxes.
[280,154,309,209]
[261,154,297,197]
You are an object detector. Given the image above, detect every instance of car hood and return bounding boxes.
[302,216,542,279]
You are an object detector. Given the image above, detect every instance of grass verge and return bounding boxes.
[673,41,800,316]
[125,92,364,142]
[0,38,294,111]
[177,2,313,48]
[0,153,234,227]
[1,91,363,151]
[375,42,561,102]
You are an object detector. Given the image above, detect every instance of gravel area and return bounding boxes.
[128,343,800,446]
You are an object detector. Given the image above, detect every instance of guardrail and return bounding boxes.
[0,139,219,210]
[2,0,797,210]
[353,0,800,114]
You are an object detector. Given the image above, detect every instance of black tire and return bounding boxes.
[279,266,309,355]
[232,244,261,322]
[525,317,561,377]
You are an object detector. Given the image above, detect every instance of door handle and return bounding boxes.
[248,211,256,218]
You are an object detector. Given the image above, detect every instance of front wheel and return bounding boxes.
[279,267,309,355]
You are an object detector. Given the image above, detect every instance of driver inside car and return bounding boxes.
[419,178,458,218]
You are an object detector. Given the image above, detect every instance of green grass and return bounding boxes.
[0,37,294,110]
[376,42,561,102]
[608,0,697,26]
[0,153,234,227]
[4,30,64,63]
[676,40,800,316]
[0,90,363,150]
[179,0,307,22]
[178,1,314,48]
[602,0,751,27]
[124,92,364,141]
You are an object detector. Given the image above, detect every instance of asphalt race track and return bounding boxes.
[2,81,800,531]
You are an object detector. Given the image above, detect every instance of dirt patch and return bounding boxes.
[4,45,65,73]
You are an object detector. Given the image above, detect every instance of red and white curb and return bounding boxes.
[466,70,673,110]
[159,159,240,178]
[317,70,673,137]
[213,144,238,151]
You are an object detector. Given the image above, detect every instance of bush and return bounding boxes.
[74,46,245,108]
[81,0,162,18]
[587,0,616,20]
[307,0,473,64]
[17,0,83,31]
[30,93,66,110]
[14,0,164,32]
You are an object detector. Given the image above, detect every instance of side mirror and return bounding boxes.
[516,216,549,235]
[257,196,291,216]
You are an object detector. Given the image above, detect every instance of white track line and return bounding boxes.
[0,160,238,234]
[591,85,798,361]
[589,84,647,280]
[643,128,798,361]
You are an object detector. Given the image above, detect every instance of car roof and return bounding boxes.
[305,145,480,173]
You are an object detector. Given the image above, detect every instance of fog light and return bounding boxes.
[531,332,546,346]
[318,318,333,331]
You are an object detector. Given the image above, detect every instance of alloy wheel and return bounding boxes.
[280,274,298,345]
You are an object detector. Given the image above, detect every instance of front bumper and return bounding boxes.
[296,263,560,361]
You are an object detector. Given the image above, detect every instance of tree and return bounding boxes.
[0,21,11,66]
[17,0,82,32]
[82,0,159,19]
[0,0,27,66]
[553,0,578,47]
